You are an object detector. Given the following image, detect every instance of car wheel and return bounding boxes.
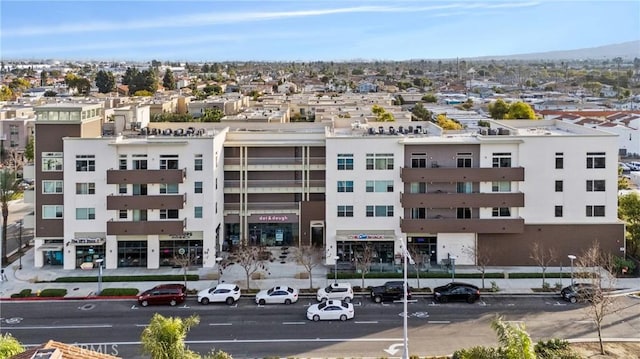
[466,296,476,304]
[439,296,449,303]
[226,297,235,305]
[340,314,347,321]
[313,315,320,322]
[141,300,149,307]
[374,296,382,303]
[284,299,292,305]
[169,299,177,306]
[570,296,578,304]
[343,297,352,303]
[259,299,266,305]
[201,298,210,305]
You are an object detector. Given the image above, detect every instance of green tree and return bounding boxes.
[421,93,437,103]
[0,86,13,101]
[9,78,30,93]
[490,316,536,359]
[0,333,25,358]
[43,90,57,97]
[163,69,176,90]
[436,114,463,130]
[583,81,602,97]
[40,70,48,86]
[122,67,139,86]
[506,101,536,119]
[24,137,34,162]
[200,108,224,122]
[95,70,115,93]
[618,192,640,257]
[371,104,395,122]
[133,90,154,97]
[1,170,20,266]
[488,98,509,119]
[411,102,432,121]
[141,313,200,359]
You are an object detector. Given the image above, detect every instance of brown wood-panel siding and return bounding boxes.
[299,201,325,246]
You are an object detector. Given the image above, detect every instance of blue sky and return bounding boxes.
[1,0,639,62]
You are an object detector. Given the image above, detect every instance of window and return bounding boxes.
[132,184,147,195]
[555,180,563,192]
[409,182,427,193]
[76,208,96,220]
[555,152,564,169]
[492,153,511,168]
[366,205,394,217]
[366,153,394,170]
[160,183,179,194]
[119,155,127,170]
[457,182,472,193]
[132,209,147,221]
[118,184,127,194]
[411,153,427,168]
[119,210,128,219]
[42,152,63,172]
[160,209,179,219]
[457,153,472,168]
[411,208,426,219]
[337,181,354,192]
[586,180,606,192]
[194,182,203,193]
[586,205,605,217]
[42,180,63,194]
[586,152,606,169]
[194,206,203,218]
[337,205,353,217]
[132,155,148,170]
[366,180,394,192]
[555,206,563,217]
[75,182,95,195]
[337,154,354,170]
[491,181,511,192]
[75,155,95,172]
[194,155,203,171]
[160,155,179,170]
[492,207,511,217]
[457,208,471,219]
[42,205,63,219]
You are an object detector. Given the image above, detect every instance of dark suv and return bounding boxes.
[370,281,411,303]
[138,284,187,307]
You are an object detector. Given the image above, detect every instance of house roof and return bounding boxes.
[10,340,121,359]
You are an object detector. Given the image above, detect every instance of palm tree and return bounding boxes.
[1,169,20,266]
[141,313,201,359]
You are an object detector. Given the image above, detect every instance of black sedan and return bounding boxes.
[560,283,598,303]
[433,282,480,304]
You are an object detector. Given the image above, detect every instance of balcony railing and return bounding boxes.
[400,192,524,208]
[106,168,186,184]
[224,202,300,211]
[224,157,325,166]
[400,217,524,234]
[400,166,525,182]
[106,218,186,236]
[224,180,325,188]
[106,193,186,210]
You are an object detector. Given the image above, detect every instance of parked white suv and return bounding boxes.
[316,282,354,302]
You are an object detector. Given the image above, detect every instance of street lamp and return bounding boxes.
[17,219,23,270]
[568,254,576,286]
[450,256,457,282]
[333,256,340,283]
[95,258,104,296]
[215,257,223,284]
[399,237,415,359]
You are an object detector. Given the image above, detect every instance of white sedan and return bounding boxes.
[197,283,241,305]
[306,300,354,321]
[255,286,299,305]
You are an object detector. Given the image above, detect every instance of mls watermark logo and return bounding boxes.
[73,343,119,356]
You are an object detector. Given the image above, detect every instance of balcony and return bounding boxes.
[223,179,325,193]
[106,168,185,184]
[107,194,186,210]
[224,157,326,171]
[400,217,524,234]
[400,166,524,182]
[400,192,524,208]
[224,202,300,212]
[106,219,186,236]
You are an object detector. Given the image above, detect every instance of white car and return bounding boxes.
[255,286,299,305]
[197,283,241,305]
[316,282,354,302]
[306,300,354,321]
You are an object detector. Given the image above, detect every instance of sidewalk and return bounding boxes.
[2,247,639,300]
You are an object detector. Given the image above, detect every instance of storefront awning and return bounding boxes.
[37,244,63,251]
[71,238,105,246]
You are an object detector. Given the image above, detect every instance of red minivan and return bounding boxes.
[138,284,187,307]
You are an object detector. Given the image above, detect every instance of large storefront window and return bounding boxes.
[45,251,63,266]
[248,223,297,247]
[408,236,438,267]
[75,245,105,268]
[159,240,203,267]
[336,241,394,271]
[118,241,147,267]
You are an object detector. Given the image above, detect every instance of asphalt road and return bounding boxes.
[1,295,639,358]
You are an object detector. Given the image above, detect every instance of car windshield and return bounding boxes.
[324,285,334,293]
[318,302,327,310]
[267,288,275,295]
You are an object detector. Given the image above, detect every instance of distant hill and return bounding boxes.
[470,40,640,61]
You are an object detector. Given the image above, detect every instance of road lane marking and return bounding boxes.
[282,321,306,325]
[135,324,148,327]
[428,320,450,324]
[355,321,378,324]
[576,320,595,324]
[209,323,233,326]
[22,338,406,347]
[8,324,113,330]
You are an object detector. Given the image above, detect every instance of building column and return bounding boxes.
[63,243,75,270]
[147,235,159,269]
[105,235,118,269]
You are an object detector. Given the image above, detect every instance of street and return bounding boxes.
[1,295,639,358]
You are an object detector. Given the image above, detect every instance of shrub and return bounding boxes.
[452,345,504,359]
[535,338,582,359]
[38,289,67,297]
[53,274,199,283]
[99,288,139,296]
[10,289,32,298]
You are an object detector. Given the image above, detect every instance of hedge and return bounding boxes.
[52,275,199,283]
[329,271,505,280]
[10,289,32,298]
[99,288,139,296]
[38,289,68,297]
